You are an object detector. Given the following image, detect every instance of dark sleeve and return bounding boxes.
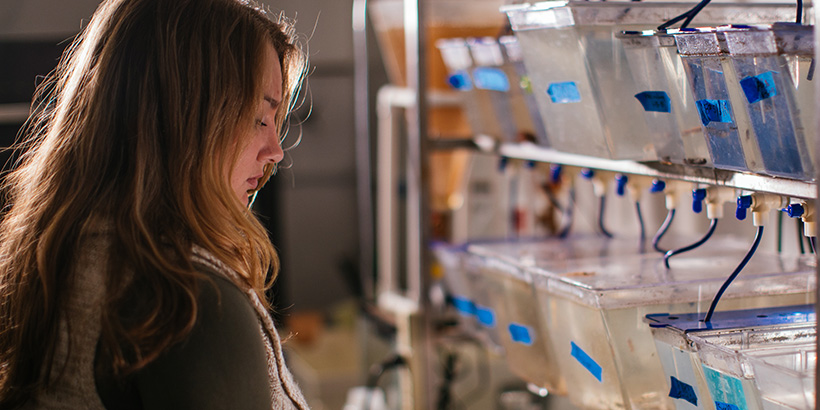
[134,275,272,410]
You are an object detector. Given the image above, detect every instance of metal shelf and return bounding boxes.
[494,141,817,200]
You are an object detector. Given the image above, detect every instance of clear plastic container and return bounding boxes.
[746,343,816,410]
[464,234,656,395]
[531,248,816,410]
[466,239,565,395]
[691,323,816,410]
[468,36,545,144]
[675,29,755,173]
[503,1,801,161]
[499,35,550,147]
[646,306,816,410]
[618,29,711,167]
[721,24,816,181]
[436,37,494,138]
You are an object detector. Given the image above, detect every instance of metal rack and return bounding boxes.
[354,1,820,409]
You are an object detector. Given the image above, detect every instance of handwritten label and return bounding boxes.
[740,71,777,104]
[473,67,510,92]
[668,376,698,406]
[635,91,672,113]
[548,81,581,103]
[475,306,496,328]
[447,71,472,91]
[508,323,534,346]
[571,341,602,382]
[696,99,733,125]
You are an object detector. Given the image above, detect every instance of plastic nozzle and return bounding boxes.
[736,195,752,220]
[650,179,666,193]
[737,193,785,226]
[615,174,628,197]
[582,169,616,198]
[693,188,707,214]
[784,201,816,237]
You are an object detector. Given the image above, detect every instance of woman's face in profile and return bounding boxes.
[229,43,285,206]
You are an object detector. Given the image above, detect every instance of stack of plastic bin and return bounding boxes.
[721,24,816,180]
[436,38,493,137]
[368,0,506,138]
[646,305,816,410]
[690,322,816,410]
[468,37,544,144]
[502,1,801,161]
[464,234,750,397]
[618,29,712,167]
[530,248,815,410]
[674,26,817,179]
[499,35,549,147]
[465,234,664,395]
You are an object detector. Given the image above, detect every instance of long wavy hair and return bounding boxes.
[0,0,307,406]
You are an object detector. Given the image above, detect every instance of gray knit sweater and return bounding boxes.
[22,229,309,409]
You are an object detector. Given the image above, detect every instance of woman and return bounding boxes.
[0,0,309,408]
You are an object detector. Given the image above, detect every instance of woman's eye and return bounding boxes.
[256,119,268,127]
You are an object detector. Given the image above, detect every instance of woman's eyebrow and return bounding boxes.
[264,96,281,108]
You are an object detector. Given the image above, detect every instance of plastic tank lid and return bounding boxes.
[646,304,816,332]
[674,28,726,56]
[503,2,573,30]
[531,249,816,309]
[721,23,814,55]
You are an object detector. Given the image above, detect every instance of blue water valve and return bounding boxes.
[581,168,594,180]
[736,195,753,220]
[692,188,706,214]
[550,164,562,184]
[615,174,628,196]
[785,203,805,218]
[650,179,666,193]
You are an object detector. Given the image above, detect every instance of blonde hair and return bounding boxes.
[0,0,307,405]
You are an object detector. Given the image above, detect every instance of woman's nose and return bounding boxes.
[259,128,284,164]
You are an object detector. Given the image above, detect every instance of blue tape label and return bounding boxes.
[740,71,777,104]
[451,296,476,317]
[473,67,510,92]
[696,99,733,125]
[508,323,534,346]
[715,402,740,410]
[702,366,748,410]
[668,376,698,406]
[548,81,581,104]
[570,342,602,382]
[635,91,672,113]
[475,306,496,328]
[447,71,472,91]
